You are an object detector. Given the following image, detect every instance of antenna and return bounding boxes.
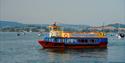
[53,22,56,26]
[102,22,105,32]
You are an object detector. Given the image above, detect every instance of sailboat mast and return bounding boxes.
[102,22,104,32]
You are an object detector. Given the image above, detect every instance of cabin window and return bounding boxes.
[51,38,54,42]
[77,39,97,44]
[54,38,58,42]
[48,38,50,42]
[85,39,88,42]
[89,39,95,42]
[67,39,71,43]
[57,38,60,42]
[58,38,62,42]
[94,39,97,44]
[82,39,85,42]
[63,38,77,43]
[49,38,51,42]
[78,39,82,42]
[65,38,68,43]
[70,39,74,43]
[62,39,65,42]
[78,39,87,42]
[64,39,70,43]
[45,38,49,41]
[74,39,77,42]
[88,39,97,44]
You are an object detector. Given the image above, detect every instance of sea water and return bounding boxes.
[0,32,125,63]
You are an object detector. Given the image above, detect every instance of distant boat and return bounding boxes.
[29,30,32,32]
[115,23,125,39]
[22,32,25,35]
[38,32,42,37]
[17,33,20,36]
[116,33,125,39]
[17,32,26,36]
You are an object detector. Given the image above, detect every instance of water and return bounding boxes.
[0,32,125,63]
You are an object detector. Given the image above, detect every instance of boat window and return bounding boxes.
[78,39,84,42]
[48,38,50,42]
[64,38,67,43]
[90,39,95,42]
[67,39,71,42]
[45,38,49,41]
[58,38,62,42]
[81,39,85,42]
[62,39,65,42]
[57,38,60,42]
[85,39,88,42]
[70,39,74,43]
[73,39,77,42]
[54,38,58,42]
[48,38,51,42]
[51,38,54,42]
[78,39,81,42]
[76,39,97,44]
[89,39,97,44]
[92,39,95,42]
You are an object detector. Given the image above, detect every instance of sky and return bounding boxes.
[0,0,125,26]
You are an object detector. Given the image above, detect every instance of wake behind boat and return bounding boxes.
[38,22,108,48]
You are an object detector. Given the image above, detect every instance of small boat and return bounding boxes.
[119,33,125,38]
[17,33,20,36]
[116,33,125,39]
[38,32,43,37]
[38,22,108,48]
[22,32,25,35]
[115,23,125,39]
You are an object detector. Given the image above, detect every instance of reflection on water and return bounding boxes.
[39,48,108,63]
[0,32,125,63]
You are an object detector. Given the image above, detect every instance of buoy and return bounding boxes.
[17,33,20,36]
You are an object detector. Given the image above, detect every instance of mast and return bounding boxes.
[118,23,120,33]
[102,22,104,32]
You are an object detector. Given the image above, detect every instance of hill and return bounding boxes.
[1,21,124,32]
[0,21,25,28]
[107,23,125,28]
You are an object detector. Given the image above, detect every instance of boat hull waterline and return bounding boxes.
[38,40,107,48]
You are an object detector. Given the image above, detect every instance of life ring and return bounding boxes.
[64,33,68,38]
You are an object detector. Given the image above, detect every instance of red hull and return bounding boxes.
[38,40,107,48]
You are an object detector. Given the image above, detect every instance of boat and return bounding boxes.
[115,23,125,39]
[17,33,20,36]
[116,33,125,39]
[38,22,108,48]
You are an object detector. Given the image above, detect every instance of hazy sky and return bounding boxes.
[0,0,125,26]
